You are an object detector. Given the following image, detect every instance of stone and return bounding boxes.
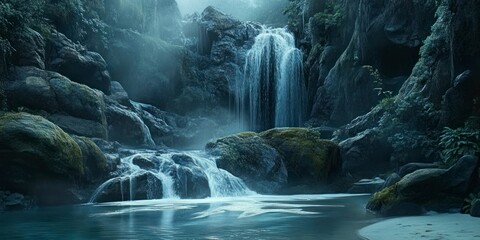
[132,155,156,170]
[94,172,163,203]
[47,31,111,94]
[398,162,439,177]
[72,136,109,184]
[367,155,479,216]
[0,112,83,205]
[340,129,392,178]
[11,28,45,69]
[172,166,211,199]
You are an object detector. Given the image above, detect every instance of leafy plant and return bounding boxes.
[283,0,303,33]
[439,127,480,166]
[311,0,345,44]
[462,193,480,214]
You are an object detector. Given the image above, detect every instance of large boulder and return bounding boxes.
[206,128,342,194]
[367,155,479,216]
[72,136,109,184]
[5,66,108,139]
[47,31,111,94]
[206,132,287,193]
[0,112,83,205]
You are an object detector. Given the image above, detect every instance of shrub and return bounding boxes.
[439,126,480,166]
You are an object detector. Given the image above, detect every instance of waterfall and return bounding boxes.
[236,28,306,131]
[89,150,254,203]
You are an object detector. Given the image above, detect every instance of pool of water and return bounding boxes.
[0,194,381,240]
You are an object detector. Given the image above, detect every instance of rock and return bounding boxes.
[0,112,84,205]
[398,162,439,177]
[207,132,287,194]
[260,128,341,191]
[72,136,109,184]
[367,155,479,216]
[5,66,108,139]
[132,155,156,170]
[348,177,385,194]
[340,129,392,178]
[172,166,211,199]
[382,173,401,189]
[47,114,107,139]
[47,31,111,94]
[171,154,195,167]
[471,199,480,218]
[109,81,130,107]
[207,128,342,194]
[11,28,45,69]
[440,70,480,128]
[94,172,163,203]
[105,97,155,146]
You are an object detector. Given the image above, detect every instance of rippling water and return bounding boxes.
[0,194,380,240]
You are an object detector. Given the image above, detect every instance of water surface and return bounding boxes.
[0,194,380,240]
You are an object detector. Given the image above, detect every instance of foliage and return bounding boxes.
[310,0,345,44]
[439,126,480,166]
[283,0,303,34]
[363,65,394,99]
[462,193,480,214]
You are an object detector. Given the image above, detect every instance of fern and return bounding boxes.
[439,127,480,166]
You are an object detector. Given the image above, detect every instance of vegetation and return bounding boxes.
[439,126,480,166]
[310,0,345,45]
[462,193,480,214]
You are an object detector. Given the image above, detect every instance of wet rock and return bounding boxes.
[382,173,401,189]
[367,155,479,216]
[94,172,163,203]
[172,166,211,199]
[172,154,195,167]
[47,31,111,94]
[4,193,25,210]
[48,114,108,139]
[132,155,156,170]
[105,97,155,146]
[109,81,131,107]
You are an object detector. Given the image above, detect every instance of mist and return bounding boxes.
[176,0,288,26]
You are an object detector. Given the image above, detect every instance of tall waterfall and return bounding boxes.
[236,28,306,131]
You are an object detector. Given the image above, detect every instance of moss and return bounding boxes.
[0,112,84,176]
[260,128,340,182]
[368,184,399,211]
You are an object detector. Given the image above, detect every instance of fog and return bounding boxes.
[176,0,288,26]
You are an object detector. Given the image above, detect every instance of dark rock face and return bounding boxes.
[398,162,439,178]
[10,28,46,69]
[4,66,108,139]
[47,31,111,94]
[172,165,211,199]
[206,128,342,194]
[72,136,109,184]
[0,113,84,205]
[340,129,392,178]
[306,0,436,126]
[367,155,479,216]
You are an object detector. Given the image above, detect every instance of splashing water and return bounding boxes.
[89,150,254,203]
[236,27,306,131]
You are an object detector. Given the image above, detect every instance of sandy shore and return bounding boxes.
[359,213,480,240]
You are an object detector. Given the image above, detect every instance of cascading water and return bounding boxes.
[236,28,306,131]
[89,150,254,203]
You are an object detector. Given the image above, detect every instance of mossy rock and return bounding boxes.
[207,128,342,194]
[72,136,108,184]
[260,128,341,185]
[0,112,84,199]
